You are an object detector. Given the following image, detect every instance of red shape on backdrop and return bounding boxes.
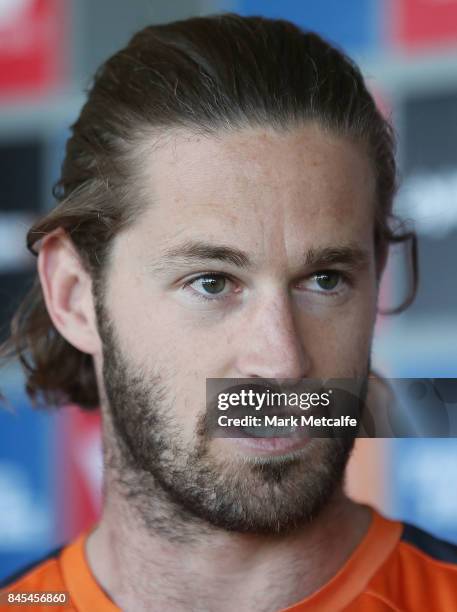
[0,0,66,98]
[393,0,457,50]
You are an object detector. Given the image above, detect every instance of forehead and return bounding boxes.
[127,123,377,258]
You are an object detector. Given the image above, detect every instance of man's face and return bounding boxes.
[96,123,379,534]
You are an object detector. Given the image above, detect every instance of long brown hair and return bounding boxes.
[0,14,417,410]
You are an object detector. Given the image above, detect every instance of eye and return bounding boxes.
[313,271,341,291]
[298,270,350,295]
[184,273,236,301]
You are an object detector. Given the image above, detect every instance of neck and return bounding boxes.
[86,469,372,612]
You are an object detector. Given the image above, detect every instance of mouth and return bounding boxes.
[224,434,311,458]
[212,407,312,457]
[239,419,300,437]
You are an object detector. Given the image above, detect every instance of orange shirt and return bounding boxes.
[2,508,457,611]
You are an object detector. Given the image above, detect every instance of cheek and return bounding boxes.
[107,276,232,433]
[301,291,377,376]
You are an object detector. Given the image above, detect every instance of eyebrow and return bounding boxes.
[150,240,370,273]
[153,241,252,271]
[304,245,370,269]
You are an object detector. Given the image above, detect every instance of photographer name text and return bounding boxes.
[217,415,358,428]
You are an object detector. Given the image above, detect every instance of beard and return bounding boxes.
[96,303,365,539]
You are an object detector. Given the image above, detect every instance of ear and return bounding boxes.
[37,229,102,356]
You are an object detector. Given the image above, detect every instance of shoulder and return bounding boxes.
[367,519,457,611]
[399,521,457,569]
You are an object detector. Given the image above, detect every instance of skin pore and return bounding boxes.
[39,122,381,612]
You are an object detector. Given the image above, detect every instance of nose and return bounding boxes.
[234,292,312,381]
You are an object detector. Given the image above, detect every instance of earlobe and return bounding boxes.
[37,229,102,356]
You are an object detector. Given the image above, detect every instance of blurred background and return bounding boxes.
[0,0,456,581]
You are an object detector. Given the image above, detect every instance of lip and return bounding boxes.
[226,434,311,457]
